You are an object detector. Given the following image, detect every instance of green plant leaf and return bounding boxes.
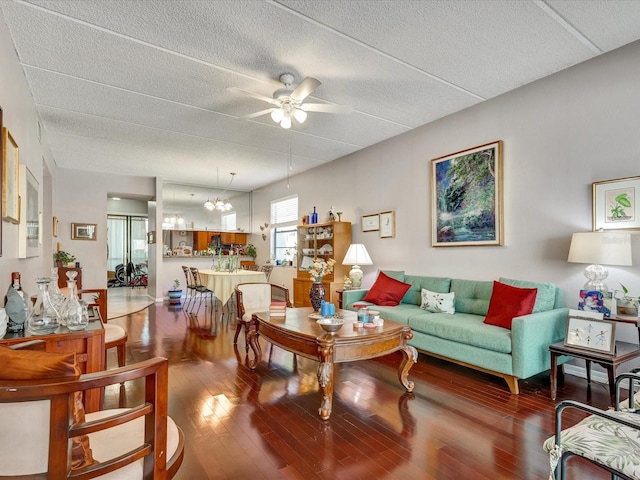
[616,193,632,207]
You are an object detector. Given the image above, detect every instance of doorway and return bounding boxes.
[107,215,148,281]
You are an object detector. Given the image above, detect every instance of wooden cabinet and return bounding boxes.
[57,267,82,290]
[294,221,351,308]
[220,232,247,244]
[193,231,214,251]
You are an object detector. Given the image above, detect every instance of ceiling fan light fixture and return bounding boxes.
[271,108,284,123]
[280,116,292,129]
[293,108,307,124]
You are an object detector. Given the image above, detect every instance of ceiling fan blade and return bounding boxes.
[242,108,276,120]
[290,77,321,102]
[300,103,353,114]
[227,87,277,105]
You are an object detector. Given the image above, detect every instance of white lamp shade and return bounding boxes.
[342,244,373,266]
[567,232,632,266]
[271,108,284,123]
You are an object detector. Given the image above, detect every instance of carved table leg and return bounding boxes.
[247,315,262,370]
[398,345,417,392]
[317,335,336,420]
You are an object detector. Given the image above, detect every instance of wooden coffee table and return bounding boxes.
[248,307,417,420]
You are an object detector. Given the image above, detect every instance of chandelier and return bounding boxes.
[204,172,235,212]
[163,213,184,226]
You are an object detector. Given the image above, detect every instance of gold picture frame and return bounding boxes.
[592,176,640,231]
[431,140,503,246]
[379,211,395,238]
[71,222,97,241]
[361,213,380,232]
[2,127,20,224]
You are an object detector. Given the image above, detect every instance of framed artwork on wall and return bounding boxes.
[361,213,379,232]
[431,140,503,247]
[72,222,97,240]
[2,127,20,224]
[379,211,395,238]
[592,176,640,231]
[19,164,39,258]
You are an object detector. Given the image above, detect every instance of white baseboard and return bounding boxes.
[563,363,610,384]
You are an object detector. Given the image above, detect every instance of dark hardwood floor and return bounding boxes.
[104,302,619,479]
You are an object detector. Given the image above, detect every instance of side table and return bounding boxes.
[550,340,640,402]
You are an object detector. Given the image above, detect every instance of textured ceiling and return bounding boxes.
[2,0,640,203]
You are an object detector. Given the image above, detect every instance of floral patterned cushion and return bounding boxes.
[543,410,640,479]
[420,289,455,314]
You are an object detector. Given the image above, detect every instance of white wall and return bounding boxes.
[0,13,56,295]
[252,40,640,341]
[54,169,155,289]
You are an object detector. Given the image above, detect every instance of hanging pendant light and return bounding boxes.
[204,170,236,212]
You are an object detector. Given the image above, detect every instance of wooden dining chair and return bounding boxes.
[0,346,185,479]
[234,282,292,353]
[80,288,127,368]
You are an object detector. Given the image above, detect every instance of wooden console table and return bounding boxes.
[1,320,105,412]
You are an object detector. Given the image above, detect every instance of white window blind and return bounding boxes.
[271,195,298,225]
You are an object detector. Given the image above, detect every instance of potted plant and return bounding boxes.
[614,283,639,316]
[168,279,182,305]
[246,244,257,260]
[53,250,76,268]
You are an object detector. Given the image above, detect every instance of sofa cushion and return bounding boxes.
[484,281,537,329]
[371,304,423,324]
[498,277,557,312]
[420,289,455,314]
[380,270,405,281]
[402,275,452,305]
[408,312,512,354]
[363,272,411,306]
[450,279,494,315]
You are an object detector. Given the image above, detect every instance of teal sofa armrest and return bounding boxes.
[511,307,569,379]
[342,289,368,310]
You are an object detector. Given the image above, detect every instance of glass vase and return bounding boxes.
[27,278,60,334]
[48,267,67,322]
[61,271,87,331]
[309,282,326,312]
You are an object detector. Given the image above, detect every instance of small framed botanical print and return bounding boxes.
[361,213,379,232]
[379,211,395,238]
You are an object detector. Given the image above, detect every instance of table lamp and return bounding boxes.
[342,244,373,289]
[567,231,632,292]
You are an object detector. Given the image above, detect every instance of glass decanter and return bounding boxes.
[48,267,67,323]
[27,278,61,334]
[61,271,88,331]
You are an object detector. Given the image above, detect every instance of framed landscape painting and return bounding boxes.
[592,176,640,231]
[431,140,503,247]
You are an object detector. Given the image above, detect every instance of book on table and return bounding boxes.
[270,301,287,316]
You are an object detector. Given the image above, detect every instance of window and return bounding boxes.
[271,195,298,262]
[221,212,236,231]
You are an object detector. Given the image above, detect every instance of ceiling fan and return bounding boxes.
[228,73,353,129]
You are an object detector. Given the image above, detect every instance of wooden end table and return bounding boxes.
[550,340,640,402]
[248,307,417,420]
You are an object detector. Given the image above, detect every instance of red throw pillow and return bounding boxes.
[363,271,411,306]
[484,281,537,329]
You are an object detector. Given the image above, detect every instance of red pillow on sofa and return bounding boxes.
[363,272,411,306]
[484,281,537,329]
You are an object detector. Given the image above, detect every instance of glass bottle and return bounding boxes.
[311,206,318,224]
[48,267,67,322]
[5,272,29,333]
[27,278,60,334]
[62,271,87,331]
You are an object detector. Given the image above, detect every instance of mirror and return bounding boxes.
[162,183,251,232]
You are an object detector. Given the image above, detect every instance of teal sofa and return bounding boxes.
[342,272,569,394]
